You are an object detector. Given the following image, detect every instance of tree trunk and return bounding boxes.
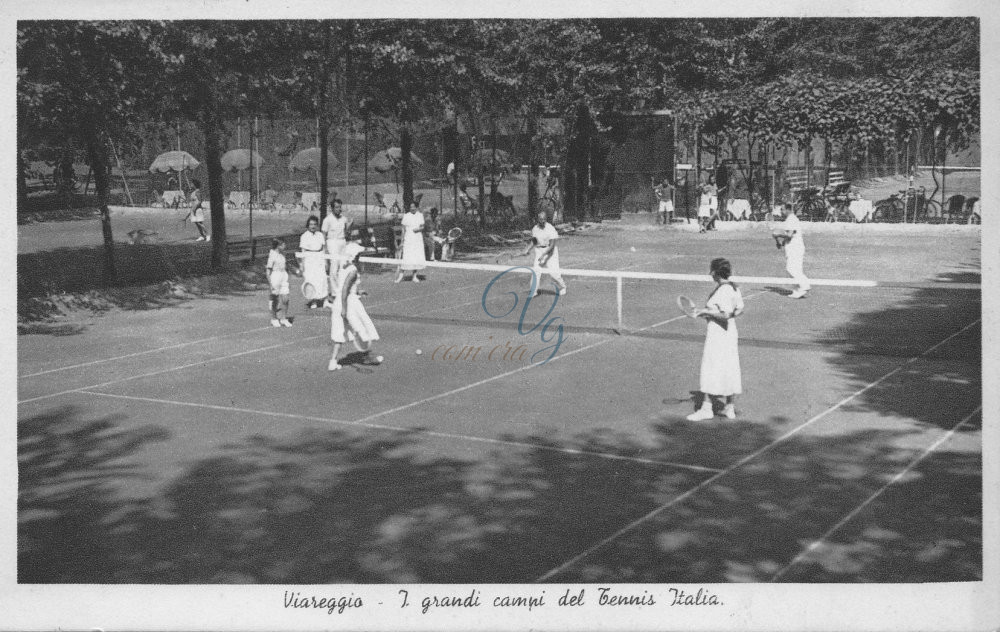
[86,137,116,283]
[490,126,498,197]
[17,152,28,212]
[319,25,332,222]
[319,117,329,222]
[527,115,538,218]
[204,108,228,269]
[401,125,413,212]
[564,104,590,221]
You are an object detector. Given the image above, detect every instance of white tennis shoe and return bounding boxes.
[686,404,714,422]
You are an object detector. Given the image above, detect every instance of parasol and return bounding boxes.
[220,148,265,172]
[289,147,339,172]
[369,147,423,173]
[149,150,200,173]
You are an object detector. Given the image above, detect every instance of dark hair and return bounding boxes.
[271,238,284,250]
[334,199,343,205]
[710,257,732,279]
[429,207,439,216]
[306,215,319,227]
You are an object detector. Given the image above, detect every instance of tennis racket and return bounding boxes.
[351,335,372,353]
[766,213,790,248]
[677,295,701,318]
[446,227,462,242]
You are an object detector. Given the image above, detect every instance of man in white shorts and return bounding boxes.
[522,211,566,297]
[697,179,718,233]
[654,177,674,224]
[780,204,811,299]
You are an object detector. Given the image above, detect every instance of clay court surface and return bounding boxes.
[17,222,982,583]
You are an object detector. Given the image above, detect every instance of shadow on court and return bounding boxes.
[819,269,981,432]
[18,404,980,584]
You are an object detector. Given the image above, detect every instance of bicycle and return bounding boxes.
[821,182,856,222]
[792,186,829,222]
[872,187,941,223]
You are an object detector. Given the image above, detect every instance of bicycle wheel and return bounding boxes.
[920,199,942,224]
[871,199,903,223]
[804,198,827,222]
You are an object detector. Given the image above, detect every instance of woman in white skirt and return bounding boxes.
[688,257,744,421]
[394,203,426,283]
[298,215,327,308]
[329,242,381,371]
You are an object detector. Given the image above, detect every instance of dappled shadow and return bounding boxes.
[18,266,266,326]
[16,322,87,336]
[19,405,980,584]
[18,406,172,582]
[817,269,981,431]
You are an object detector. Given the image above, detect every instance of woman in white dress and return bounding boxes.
[298,215,327,308]
[329,242,381,371]
[394,203,426,283]
[688,257,745,421]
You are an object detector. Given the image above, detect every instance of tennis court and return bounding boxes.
[17,223,982,584]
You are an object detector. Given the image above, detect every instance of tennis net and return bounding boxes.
[291,252,981,361]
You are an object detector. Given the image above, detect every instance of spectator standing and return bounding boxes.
[183,179,209,241]
[394,203,426,283]
[654,177,675,224]
[299,215,327,309]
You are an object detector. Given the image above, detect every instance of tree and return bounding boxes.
[150,22,265,268]
[18,21,163,282]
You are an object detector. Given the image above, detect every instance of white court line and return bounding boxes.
[14,249,718,380]
[356,290,767,426]
[532,317,981,582]
[17,336,323,405]
[72,390,723,473]
[18,268,501,380]
[19,325,274,378]
[17,252,614,388]
[769,405,982,581]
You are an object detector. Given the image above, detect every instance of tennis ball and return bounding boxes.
[630,246,636,252]
[375,355,384,364]
[415,349,423,355]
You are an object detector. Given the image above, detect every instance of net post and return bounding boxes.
[616,273,623,330]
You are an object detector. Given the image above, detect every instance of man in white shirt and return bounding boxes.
[522,211,567,297]
[321,199,351,264]
[780,204,811,299]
